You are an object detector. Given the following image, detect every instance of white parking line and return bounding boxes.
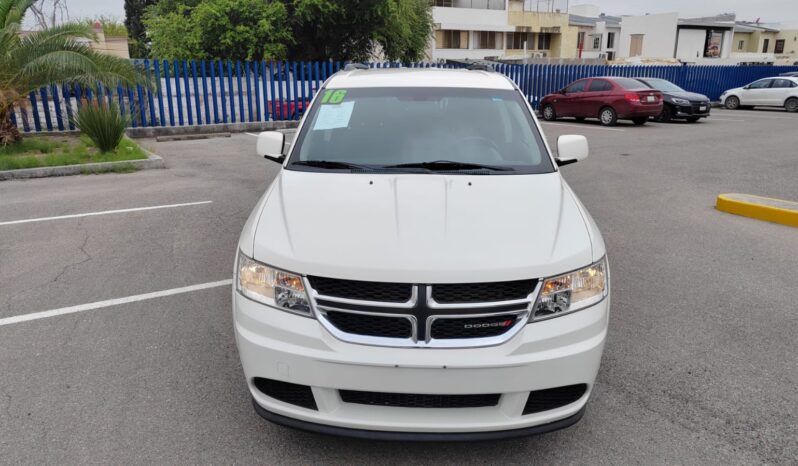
[0,279,233,327]
[709,118,746,121]
[0,201,213,226]
[540,122,626,132]
[245,132,259,137]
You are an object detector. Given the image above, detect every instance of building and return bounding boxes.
[430,0,514,61]
[568,13,621,60]
[675,15,735,61]
[617,13,736,63]
[429,0,582,61]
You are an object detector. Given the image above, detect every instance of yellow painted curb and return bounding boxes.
[716,193,798,228]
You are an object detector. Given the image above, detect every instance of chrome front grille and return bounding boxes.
[307,277,539,348]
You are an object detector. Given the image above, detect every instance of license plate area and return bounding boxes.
[645,95,657,103]
[699,105,707,111]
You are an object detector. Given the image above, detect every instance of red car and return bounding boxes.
[540,77,663,126]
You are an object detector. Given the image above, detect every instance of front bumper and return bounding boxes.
[234,291,609,437]
[672,103,711,118]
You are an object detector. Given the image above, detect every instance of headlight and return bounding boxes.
[236,251,312,316]
[672,98,690,105]
[531,258,608,321]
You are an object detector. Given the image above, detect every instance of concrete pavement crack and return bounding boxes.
[51,225,92,284]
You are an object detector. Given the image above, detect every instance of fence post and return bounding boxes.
[244,61,254,122]
[252,60,261,121]
[201,60,211,125]
[236,61,245,123]
[191,60,202,125]
[226,60,236,123]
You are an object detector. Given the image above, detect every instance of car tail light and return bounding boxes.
[624,93,641,102]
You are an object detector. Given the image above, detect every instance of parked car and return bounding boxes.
[540,76,663,126]
[236,67,610,440]
[634,77,710,122]
[720,77,798,112]
[779,71,798,77]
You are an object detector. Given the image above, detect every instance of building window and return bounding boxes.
[738,40,744,50]
[475,31,501,49]
[704,30,723,58]
[775,39,785,54]
[762,38,770,53]
[538,32,552,50]
[436,30,469,49]
[431,0,452,6]
[607,51,615,61]
[593,35,601,50]
[506,32,534,49]
[607,32,615,49]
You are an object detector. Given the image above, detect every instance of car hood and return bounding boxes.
[666,91,709,102]
[251,170,595,283]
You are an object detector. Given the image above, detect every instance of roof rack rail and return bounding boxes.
[466,63,494,72]
[344,63,370,71]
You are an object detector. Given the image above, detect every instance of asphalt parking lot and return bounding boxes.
[1,108,797,464]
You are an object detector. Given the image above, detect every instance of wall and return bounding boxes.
[568,4,600,17]
[432,5,513,32]
[618,13,678,59]
[676,29,710,60]
[775,29,798,60]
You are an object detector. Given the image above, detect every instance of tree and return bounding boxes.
[145,0,291,61]
[145,0,433,62]
[0,0,148,145]
[286,0,432,62]
[124,0,156,58]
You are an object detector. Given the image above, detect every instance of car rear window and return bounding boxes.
[613,78,650,90]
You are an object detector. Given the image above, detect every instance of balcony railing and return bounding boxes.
[432,0,505,11]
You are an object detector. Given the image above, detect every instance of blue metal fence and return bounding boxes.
[10,61,798,133]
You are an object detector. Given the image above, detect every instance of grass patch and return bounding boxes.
[0,135,147,171]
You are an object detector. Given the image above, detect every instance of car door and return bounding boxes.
[558,79,589,116]
[769,79,796,106]
[740,79,773,105]
[583,78,613,117]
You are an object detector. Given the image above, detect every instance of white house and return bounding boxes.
[618,13,679,59]
[568,13,621,60]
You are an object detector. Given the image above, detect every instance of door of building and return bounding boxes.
[630,35,644,56]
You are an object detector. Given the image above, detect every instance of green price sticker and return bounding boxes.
[321,89,347,104]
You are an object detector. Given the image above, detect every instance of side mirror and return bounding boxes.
[256,131,285,163]
[555,135,588,167]
[559,88,567,94]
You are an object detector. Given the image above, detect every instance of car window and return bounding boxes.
[748,79,772,89]
[587,79,612,92]
[565,80,588,93]
[771,79,796,88]
[638,78,684,92]
[612,77,650,90]
[289,87,554,175]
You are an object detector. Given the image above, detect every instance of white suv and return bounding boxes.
[234,66,610,440]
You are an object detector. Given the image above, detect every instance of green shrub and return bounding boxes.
[74,103,129,153]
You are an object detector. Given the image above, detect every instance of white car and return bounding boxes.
[234,66,610,440]
[720,76,798,112]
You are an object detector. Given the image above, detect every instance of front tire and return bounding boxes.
[599,107,617,126]
[658,105,673,122]
[725,96,740,110]
[785,98,798,113]
[542,104,557,121]
[632,117,648,126]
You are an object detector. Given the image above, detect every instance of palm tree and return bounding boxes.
[0,0,148,145]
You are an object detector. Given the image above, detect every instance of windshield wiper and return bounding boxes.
[384,160,513,172]
[290,160,374,171]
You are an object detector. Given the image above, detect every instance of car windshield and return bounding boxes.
[641,78,684,92]
[287,87,553,175]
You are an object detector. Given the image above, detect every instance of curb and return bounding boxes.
[716,193,798,228]
[126,121,299,139]
[0,149,164,181]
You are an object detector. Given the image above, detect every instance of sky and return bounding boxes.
[31,0,798,26]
